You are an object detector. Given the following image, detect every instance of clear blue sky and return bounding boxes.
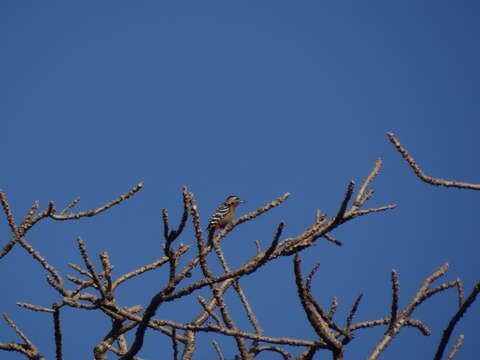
[1,1,478,359]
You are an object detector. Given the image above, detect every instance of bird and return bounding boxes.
[207,195,244,232]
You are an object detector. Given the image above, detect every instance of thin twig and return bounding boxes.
[76,238,105,299]
[212,340,225,360]
[68,263,93,278]
[387,132,480,190]
[59,197,81,215]
[305,263,321,294]
[405,318,430,336]
[3,314,35,349]
[17,237,64,289]
[112,245,190,290]
[21,201,40,227]
[294,255,342,353]
[327,297,338,320]
[367,263,455,360]
[455,278,464,307]
[51,182,144,220]
[388,270,400,334]
[323,233,342,246]
[330,181,355,228]
[346,294,363,329]
[353,158,382,209]
[16,302,55,313]
[446,335,464,360]
[0,190,18,233]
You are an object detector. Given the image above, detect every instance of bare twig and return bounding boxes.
[162,208,170,241]
[212,340,225,360]
[405,318,430,336]
[51,182,144,220]
[0,190,20,259]
[16,302,55,313]
[3,314,35,349]
[367,263,460,360]
[68,263,93,279]
[346,294,363,330]
[327,297,338,321]
[305,263,320,295]
[20,201,40,227]
[294,255,342,356]
[323,233,342,246]
[388,132,480,190]
[76,238,105,299]
[433,282,480,360]
[59,197,81,215]
[455,278,464,308]
[163,189,189,283]
[112,244,190,290]
[170,187,190,240]
[446,335,464,360]
[388,270,400,334]
[162,322,319,347]
[0,190,18,233]
[17,237,64,291]
[353,158,382,209]
[1,313,45,359]
[330,181,355,228]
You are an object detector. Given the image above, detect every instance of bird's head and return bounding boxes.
[225,195,244,207]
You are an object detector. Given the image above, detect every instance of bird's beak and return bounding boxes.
[239,200,245,204]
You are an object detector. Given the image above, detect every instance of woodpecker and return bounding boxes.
[207,195,244,232]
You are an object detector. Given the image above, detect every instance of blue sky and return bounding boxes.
[1,1,479,359]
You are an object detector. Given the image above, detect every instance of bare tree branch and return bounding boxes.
[212,340,225,360]
[352,158,382,210]
[433,282,480,360]
[0,161,476,360]
[294,255,343,358]
[0,190,18,233]
[446,335,464,360]
[76,237,106,299]
[346,294,363,330]
[53,305,63,360]
[59,197,81,215]
[388,270,400,334]
[50,182,144,220]
[388,132,480,190]
[1,314,45,360]
[367,263,464,360]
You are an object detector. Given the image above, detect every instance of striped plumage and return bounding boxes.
[207,195,244,232]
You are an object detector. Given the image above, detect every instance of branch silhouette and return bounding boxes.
[0,142,478,359]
